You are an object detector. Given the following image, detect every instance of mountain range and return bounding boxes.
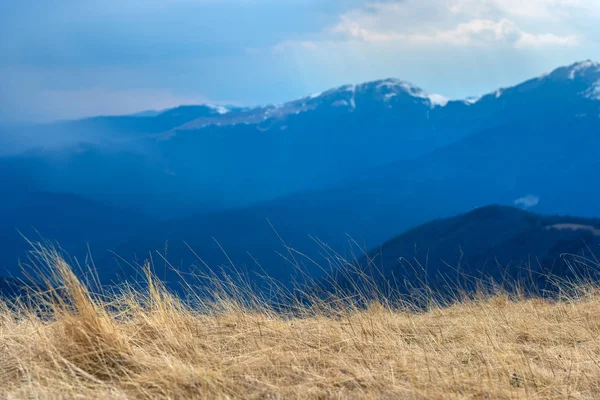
[1,60,600,292]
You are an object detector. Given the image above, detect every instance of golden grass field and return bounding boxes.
[2,248,600,399]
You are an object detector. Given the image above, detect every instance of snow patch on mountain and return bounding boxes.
[348,84,357,109]
[374,79,449,108]
[463,96,482,105]
[208,105,230,115]
[583,80,600,100]
[549,224,600,236]
[515,195,540,208]
[428,94,449,108]
[376,79,422,96]
[538,72,550,81]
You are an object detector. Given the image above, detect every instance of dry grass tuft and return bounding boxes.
[2,248,600,399]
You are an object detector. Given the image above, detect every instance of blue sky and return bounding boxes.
[1,0,599,121]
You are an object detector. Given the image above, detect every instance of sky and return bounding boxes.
[1,0,599,122]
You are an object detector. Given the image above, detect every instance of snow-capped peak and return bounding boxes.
[294,78,447,109]
[375,78,423,95]
[568,60,600,80]
[371,78,448,108]
[273,61,600,114]
[561,60,600,100]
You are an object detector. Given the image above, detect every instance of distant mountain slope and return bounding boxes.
[348,206,600,294]
[0,192,152,278]
[1,105,234,155]
[97,205,321,287]
[56,105,234,136]
[39,204,600,298]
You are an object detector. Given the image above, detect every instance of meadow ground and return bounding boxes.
[1,249,600,399]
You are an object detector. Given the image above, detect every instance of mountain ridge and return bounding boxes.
[167,60,600,133]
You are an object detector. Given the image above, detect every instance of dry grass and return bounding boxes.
[2,249,600,399]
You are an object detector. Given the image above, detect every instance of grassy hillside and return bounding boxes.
[2,248,600,399]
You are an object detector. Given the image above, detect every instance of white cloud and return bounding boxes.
[267,0,600,55]
[448,0,600,19]
[323,0,584,49]
[331,16,579,47]
[516,32,579,47]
